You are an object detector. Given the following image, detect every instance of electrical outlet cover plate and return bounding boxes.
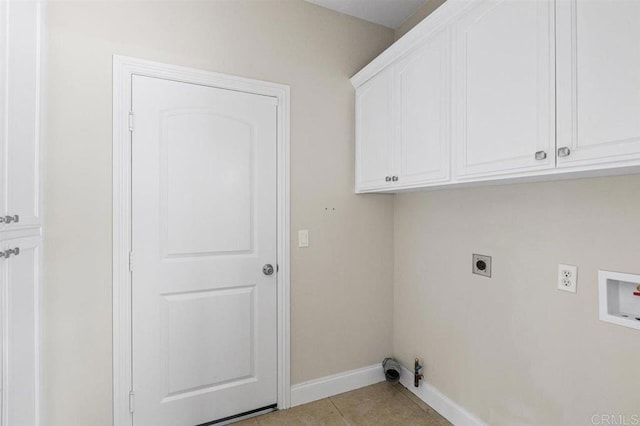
[472,254,491,277]
[558,264,577,293]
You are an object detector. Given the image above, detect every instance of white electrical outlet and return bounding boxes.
[558,264,577,293]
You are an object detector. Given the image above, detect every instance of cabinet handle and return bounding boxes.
[392,176,398,182]
[3,215,19,224]
[557,147,571,158]
[1,248,20,259]
[535,151,547,160]
[385,176,391,182]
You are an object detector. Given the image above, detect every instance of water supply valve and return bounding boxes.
[414,358,423,387]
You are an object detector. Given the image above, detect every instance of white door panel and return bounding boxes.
[556,0,640,167]
[132,76,277,426]
[3,1,41,231]
[2,236,40,426]
[355,68,394,190]
[396,28,450,185]
[161,287,255,396]
[453,0,555,179]
[163,110,253,256]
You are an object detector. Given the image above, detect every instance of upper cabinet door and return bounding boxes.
[556,0,640,168]
[452,0,555,179]
[355,67,394,192]
[1,1,42,232]
[394,28,451,186]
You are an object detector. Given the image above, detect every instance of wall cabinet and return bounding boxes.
[355,67,394,191]
[0,0,42,232]
[355,27,450,192]
[395,28,450,187]
[452,0,555,179]
[556,0,640,168]
[0,2,43,425]
[352,0,640,193]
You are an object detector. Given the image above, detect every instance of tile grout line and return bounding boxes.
[327,396,351,425]
[397,384,429,411]
[397,384,451,425]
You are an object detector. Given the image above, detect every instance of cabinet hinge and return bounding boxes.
[129,391,135,413]
[129,251,134,272]
[128,112,134,131]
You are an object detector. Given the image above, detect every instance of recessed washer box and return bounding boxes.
[598,270,640,331]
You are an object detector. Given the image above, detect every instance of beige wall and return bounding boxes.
[394,175,640,425]
[43,2,394,425]
[394,3,640,424]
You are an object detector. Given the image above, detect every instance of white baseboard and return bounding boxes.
[399,366,486,426]
[290,364,385,407]
[289,363,485,426]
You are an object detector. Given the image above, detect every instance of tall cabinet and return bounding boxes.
[0,1,43,425]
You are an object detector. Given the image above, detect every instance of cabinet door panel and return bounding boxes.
[355,68,394,191]
[556,0,640,167]
[396,29,450,186]
[3,1,41,231]
[3,237,40,426]
[453,0,555,179]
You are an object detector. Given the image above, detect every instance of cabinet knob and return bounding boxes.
[385,176,392,182]
[1,248,20,259]
[557,147,571,158]
[392,176,398,182]
[3,215,19,224]
[535,151,547,160]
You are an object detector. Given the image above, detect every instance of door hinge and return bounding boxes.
[129,251,134,272]
[128,112,134,131]
[129,391,135,413]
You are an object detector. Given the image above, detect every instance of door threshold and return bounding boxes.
[196,404,278,426]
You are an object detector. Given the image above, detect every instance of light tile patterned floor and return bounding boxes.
[234,382,452,425]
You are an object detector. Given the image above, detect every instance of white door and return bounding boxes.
[395,28,450,187]
[2,236,40,426]
[355,67,394,191]
[131,76,278,426]
[452,0,555,179]
[0,0,41,232]
[556,0,640,168]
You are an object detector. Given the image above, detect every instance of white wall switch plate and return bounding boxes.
[298,229,309,248]
[558,264,577,293]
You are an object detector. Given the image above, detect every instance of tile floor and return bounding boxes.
[234,382,452,425]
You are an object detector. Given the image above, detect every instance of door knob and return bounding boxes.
[557,147,571,157]
[535,151,547,160]
[385,176,391,182]
[392,176,398,182]
[262,264,274,276]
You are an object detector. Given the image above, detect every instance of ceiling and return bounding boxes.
[304,0,431,29]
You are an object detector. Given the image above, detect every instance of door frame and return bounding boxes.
[112,55,291,426]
